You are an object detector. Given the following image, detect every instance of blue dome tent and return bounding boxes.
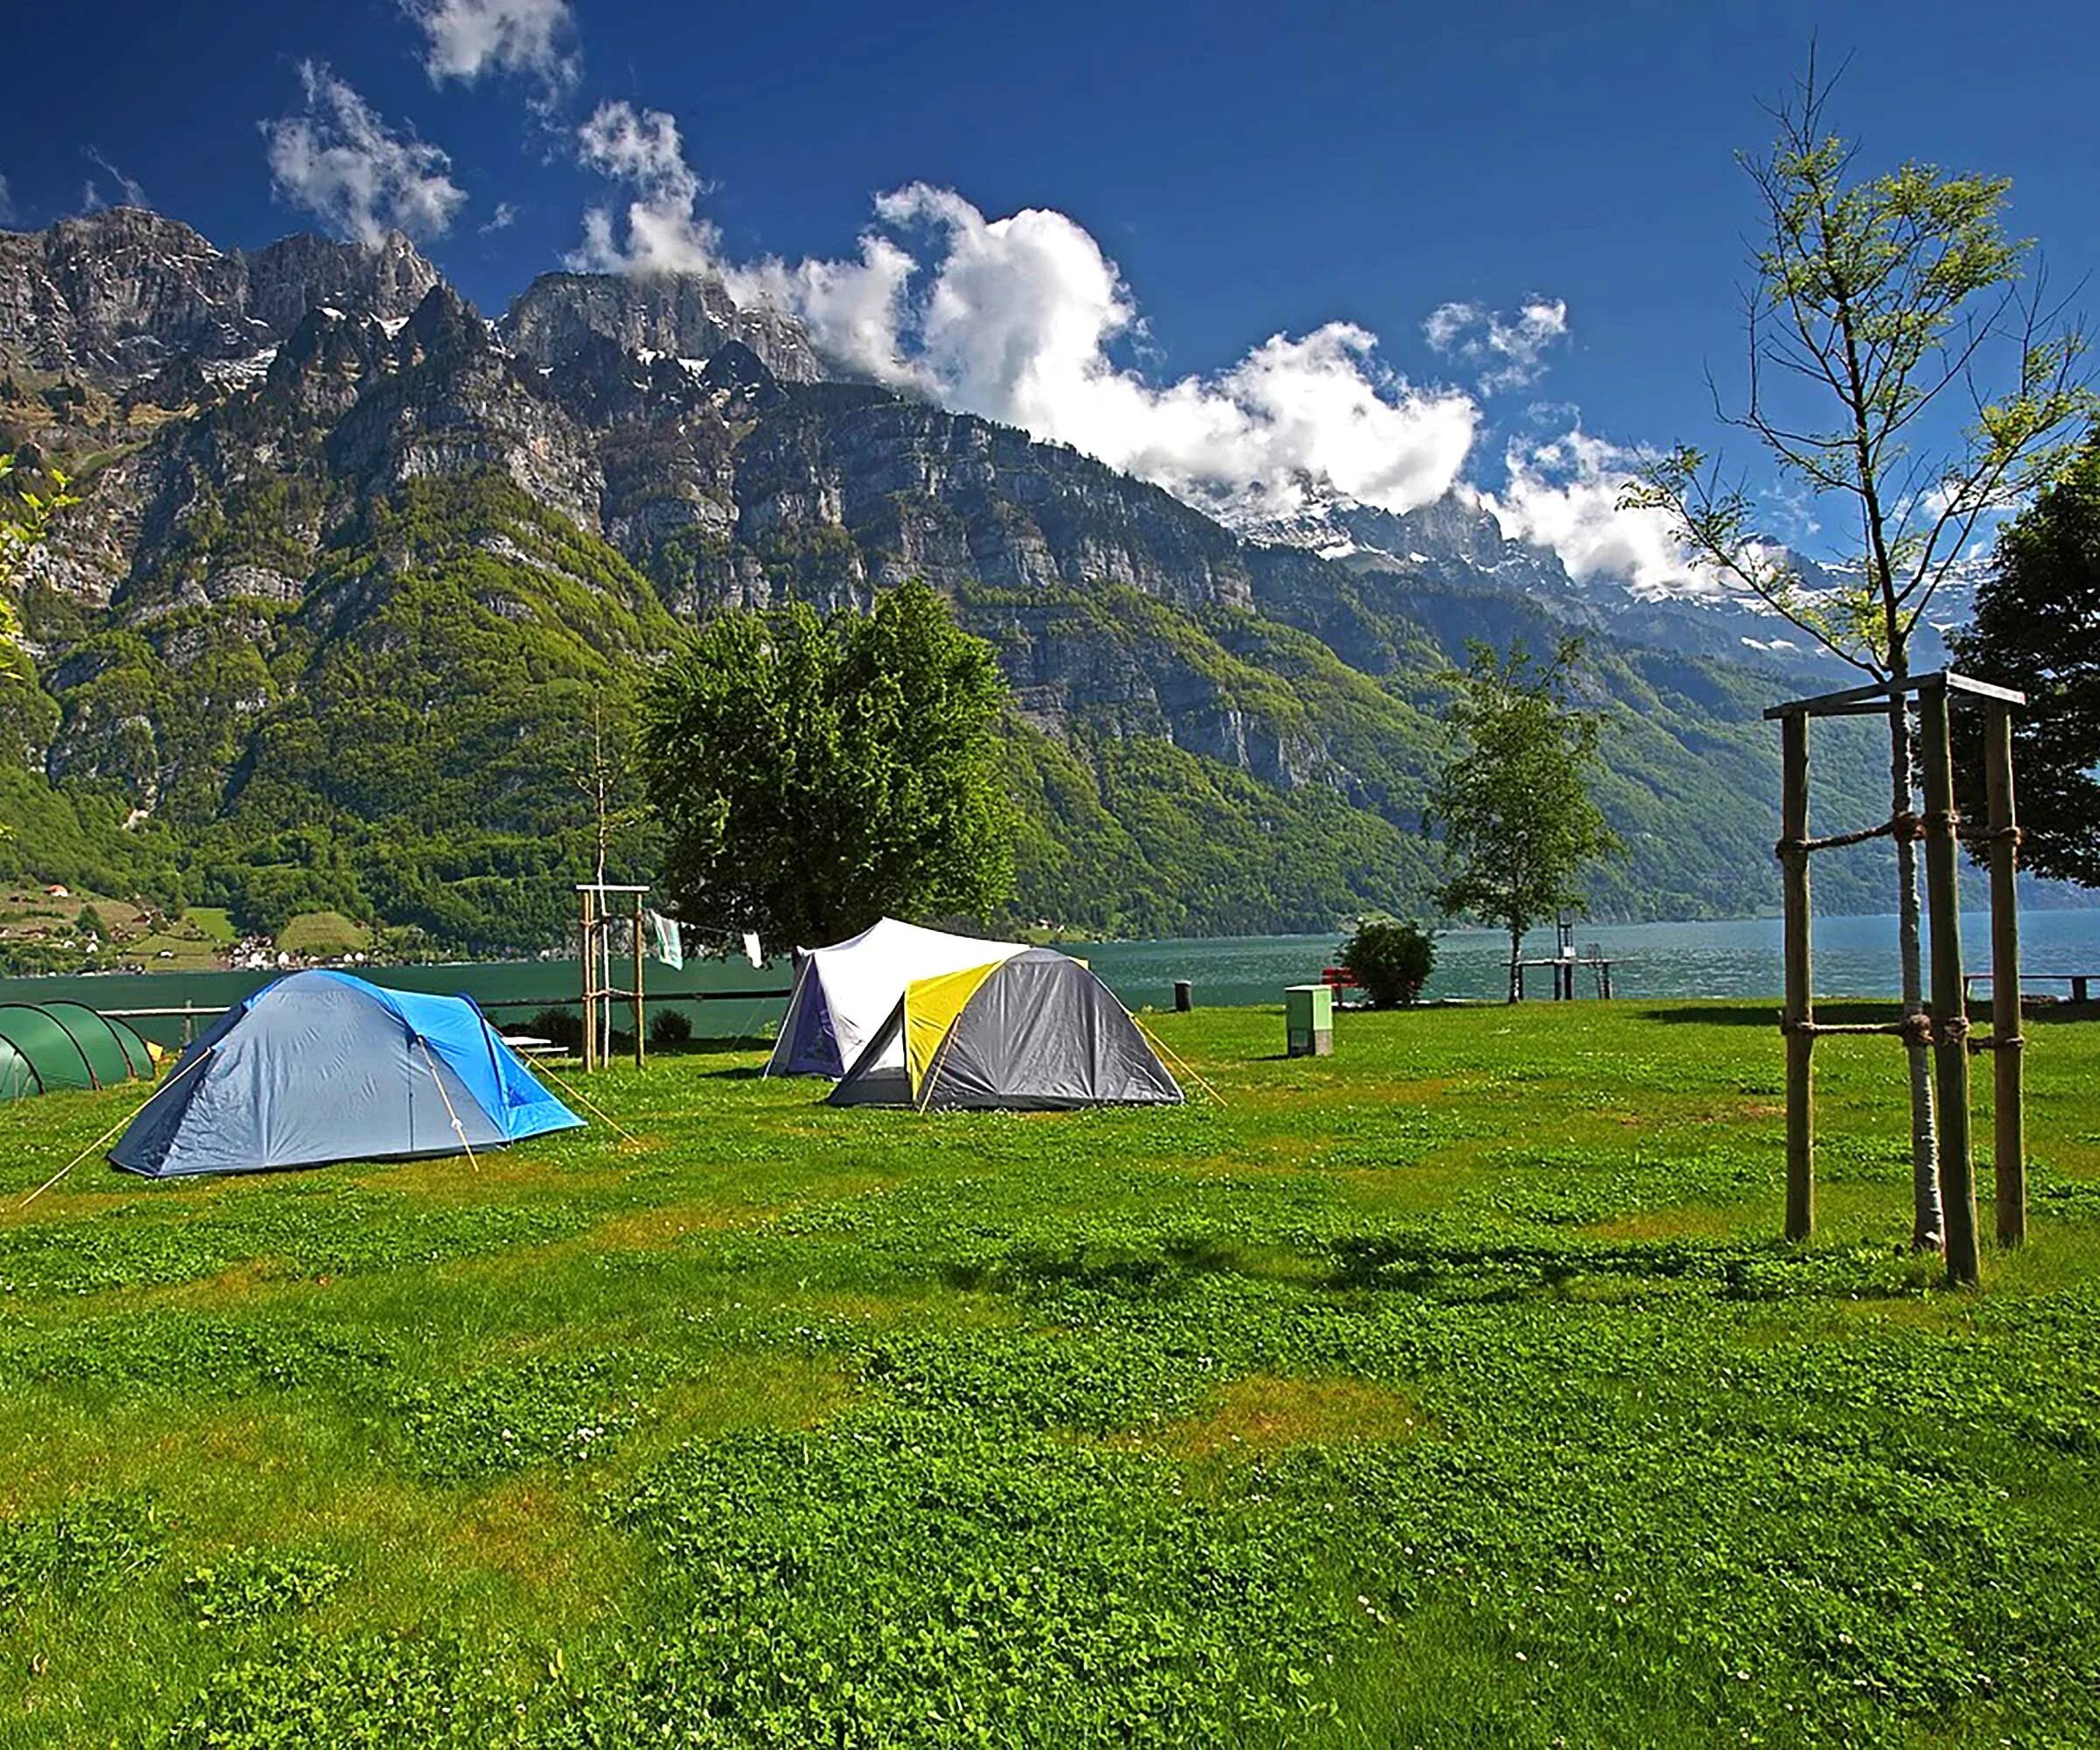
[109,971,584,1180]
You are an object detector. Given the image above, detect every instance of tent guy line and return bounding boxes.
[19,1042,217,1208]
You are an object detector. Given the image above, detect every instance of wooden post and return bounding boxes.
[579,886,597,1073]
[1920,680,1979,1285]
[632,892,646,1069]
[1984,703,2026,1245]
[1780,710,1814,1242]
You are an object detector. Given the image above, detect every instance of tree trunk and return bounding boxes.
[1508,922,1522,1004]
[1888,690,1943,1250]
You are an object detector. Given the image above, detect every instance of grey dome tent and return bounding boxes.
[109,970,583,1179]
[829,948,1183,1111]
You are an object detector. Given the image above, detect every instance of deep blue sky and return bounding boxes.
[6,0,2096,551]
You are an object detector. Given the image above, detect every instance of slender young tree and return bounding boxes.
[1424,638,1620,998]
[1624,53,2095,1249]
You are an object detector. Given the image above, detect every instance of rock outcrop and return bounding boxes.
[0,208,439,386]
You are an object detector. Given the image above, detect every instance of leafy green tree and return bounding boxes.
[1623,54,2095,1248]
[1950,437,2100,885]
[1425,640,1620,1000]
[1338,915,1437,1008]
[642,579,1016,944]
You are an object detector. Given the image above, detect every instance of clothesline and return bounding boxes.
[633,909,762,972]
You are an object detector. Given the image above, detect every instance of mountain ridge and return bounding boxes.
[1,211,1916,950]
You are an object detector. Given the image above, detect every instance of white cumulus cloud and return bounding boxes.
[567,102,718,274]
[570,121,1479,519]
[781,186,1480,517]
[404,0,577,94]
[1483,428,1714,598]
[83,148,149,210]
[1424,297,1569,394]
[262,62,468,245]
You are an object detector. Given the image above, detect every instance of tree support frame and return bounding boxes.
[1765,671,2028,1284]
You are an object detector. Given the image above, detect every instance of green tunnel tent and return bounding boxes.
[43,1002,151,1085]
[106,1015,158,1080]
[0,1035,34,1102]
[829,948,1184,1111]
[0,1003,158,1101]
[0,1004,98,1094]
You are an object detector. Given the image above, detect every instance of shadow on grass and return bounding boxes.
[643,1036,776,1060]
[1326,1232,1940,1302]
[941,1235,1243,1298]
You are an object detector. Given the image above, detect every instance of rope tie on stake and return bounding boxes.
[1774,811,1930,864]
[1961,822,2026,850]
[19,1045,218,1208]
[1900,1011,1936,1050]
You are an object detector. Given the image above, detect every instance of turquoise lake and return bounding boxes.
[6,910,2100,1048]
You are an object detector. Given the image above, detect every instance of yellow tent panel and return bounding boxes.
[903,958,1008,1096]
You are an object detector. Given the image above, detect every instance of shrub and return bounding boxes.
[648,1007,694,1048]
[526,1006,584,1051]
[1338,915,1436,1008]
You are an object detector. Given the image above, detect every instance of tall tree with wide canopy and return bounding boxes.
[1951,437,2100,885]
[1425,638,1620,998]
[1625,54,2095,1249]
[642,579,1015,946]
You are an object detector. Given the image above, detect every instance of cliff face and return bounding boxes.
[0,209,439,384]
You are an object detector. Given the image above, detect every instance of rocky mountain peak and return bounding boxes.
[500,268,822,386]
[0,210,440,390]
[401,281,487,363]
[243,230,439,337]
[696,339,780,404]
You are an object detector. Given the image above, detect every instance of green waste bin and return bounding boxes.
[1284,984,1334,1057]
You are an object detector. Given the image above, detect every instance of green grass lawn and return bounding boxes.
[3,1000,2098,1746]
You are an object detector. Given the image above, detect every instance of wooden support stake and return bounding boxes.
[632,892,646,1069]
[1920,681,1979,1284]
[579,886,598,1073]
[1781,711,1814,1241]
[1984,703,2026,1245]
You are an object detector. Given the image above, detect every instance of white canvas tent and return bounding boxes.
[765,917,1030,1078]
